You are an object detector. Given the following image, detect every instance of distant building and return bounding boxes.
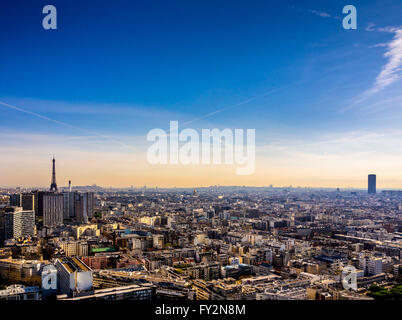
[368,174,376,194]
[153,234,165,249]
[72,224,99,239]
[59,283,155,300]
[0,284,41,300]
[71,192,94,223]
[9,194,21,207]
[62,191,94,223]
[58,240,88,257]
[82,256,110,271]
[42,193,64,227]
[0,258,46,286]
[54,257,93,297]
[62,191,75,219]
[2,207,35,240]
[34,158,64,227]
[367,258,382,276]
[9,193,35,211]
[359,255,383,276]
[83,192,95,220]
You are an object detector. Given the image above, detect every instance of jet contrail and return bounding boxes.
[168,83,293,133]
[0,100,134,149]
[182,86,287,127]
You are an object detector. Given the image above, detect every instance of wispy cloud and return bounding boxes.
[342,26,402,111]
[308,9,331,18]
[308,9,341,20]
[258,129,402,156]
[365,22,402,33]
[0,96,181,119]
[253,129,402,187]
[369,43,388,48]
[371,28,402,93]
[290,6,341,21]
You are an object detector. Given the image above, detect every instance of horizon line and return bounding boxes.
[1,185,401,191]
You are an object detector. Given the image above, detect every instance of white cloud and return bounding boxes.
[290,6,340,21]
[343,27,402,111]
[371,29,402,93]
[369,43,388,48]
[365,23,376,32]
[308,9,331,18]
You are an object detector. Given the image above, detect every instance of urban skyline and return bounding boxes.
[1,157,401,301]
[1,0,402,306]
[0,156,399,194]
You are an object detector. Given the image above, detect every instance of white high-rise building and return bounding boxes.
[55,257,93,296]
[368,258,382,276]
[4,207,35,239]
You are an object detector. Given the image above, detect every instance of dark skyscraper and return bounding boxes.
[9,193,35,211]
[368,174,376,194]
[42,192,64,227]
[50,157,58,192]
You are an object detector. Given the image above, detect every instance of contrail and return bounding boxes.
[0,100,134,149]
[168,84,292,133]
[1,82,290,145]
[182,86,286,127]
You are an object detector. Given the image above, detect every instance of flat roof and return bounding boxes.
[61,284,155,300]
[59,257,91,273]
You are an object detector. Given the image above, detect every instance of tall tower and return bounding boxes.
[368,174,376,194]
[50,157,58,192]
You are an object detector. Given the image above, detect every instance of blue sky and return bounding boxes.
[1,0,402,188]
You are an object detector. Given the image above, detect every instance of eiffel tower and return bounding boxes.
[50,157,58,192]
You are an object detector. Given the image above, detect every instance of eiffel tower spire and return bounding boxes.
[50,157,58,192]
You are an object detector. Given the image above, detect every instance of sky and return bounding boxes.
[1,0,402,188]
